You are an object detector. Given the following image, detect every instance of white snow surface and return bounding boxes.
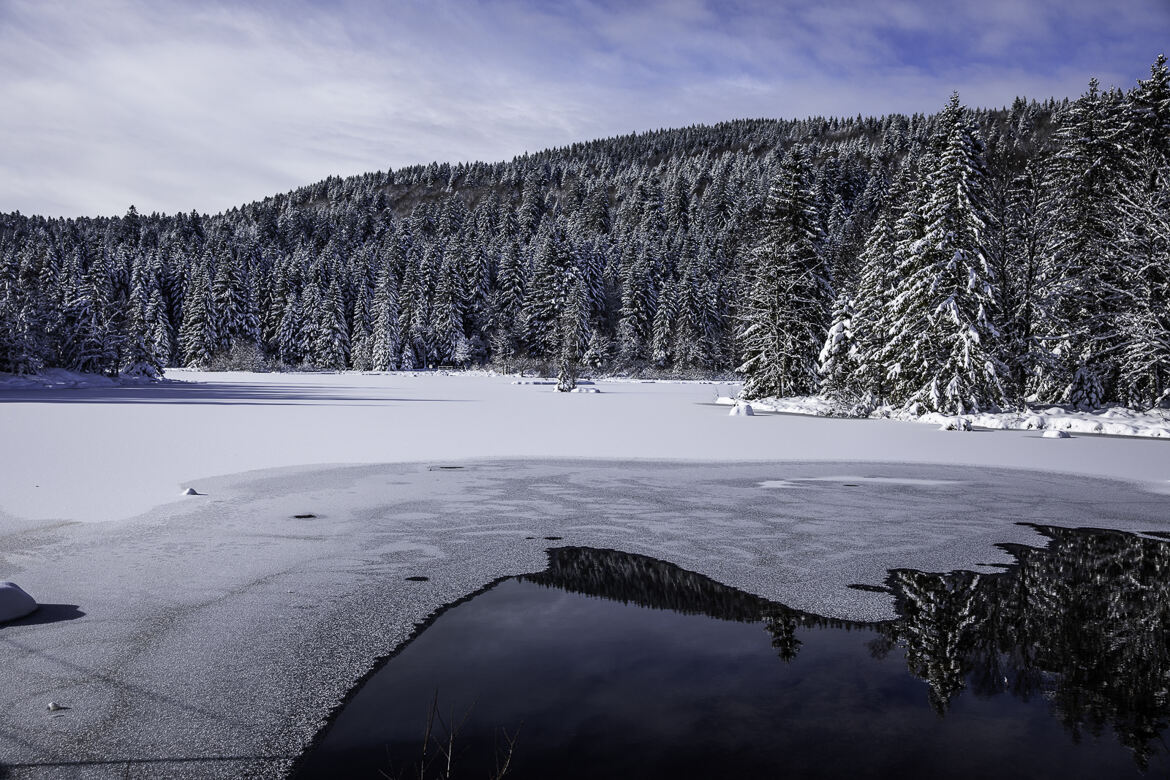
[0,369,1168,525]
[717,394,1170,438]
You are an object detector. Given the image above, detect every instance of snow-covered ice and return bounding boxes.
[0,371,1167,525]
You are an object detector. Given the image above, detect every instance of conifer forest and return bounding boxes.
[1,56,1168,416]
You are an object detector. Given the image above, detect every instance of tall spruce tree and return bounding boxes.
[1118,56,1170,407]
[738,144,831,399]
[1042,79,1129,408]
[880,95,1006,414]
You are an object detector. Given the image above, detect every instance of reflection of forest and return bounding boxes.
[522,527,1170,769]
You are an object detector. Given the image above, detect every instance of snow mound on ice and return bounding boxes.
[182,487,201,496]
[570,387,601,393]
[1043,429,1071,439]
[0,582,37,622]
[729,403,755,417]
[936,417,973,431]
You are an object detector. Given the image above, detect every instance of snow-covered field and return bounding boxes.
[2,370,1169,779]
[1,369,1169,526]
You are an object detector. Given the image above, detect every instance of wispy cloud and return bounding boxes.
[1,0,1166,217]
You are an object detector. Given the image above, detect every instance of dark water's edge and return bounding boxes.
[294,525,1170,779]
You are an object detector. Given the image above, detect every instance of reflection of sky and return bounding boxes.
[305,575,1154,780]
[2,0,1168,217]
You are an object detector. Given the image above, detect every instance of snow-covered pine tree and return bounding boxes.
[57,264,109,374]
[349,279,373,371]
[1042,79,1129,408]
[524,222,577,360]
[880,94,1006,414]
[370,261,401,371]
[0,249,44,374]
[1001,158,1057,404]
[432,251,464,363]
[1118,56,1170,407]
[315,275,350,370]
[848,165,908,402]
[817,291,856,403]
[556,279,587,391]
[179,261,218,367]
[277,292,304,367]
[146,286,174,368]
[617,245,656,368]
[650,278,676,369]
[737,144,832,400]
[121,268,163,378]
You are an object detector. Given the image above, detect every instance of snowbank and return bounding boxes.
[0,582,37,622]
[0,369,161,390]
[716,395,1170,439]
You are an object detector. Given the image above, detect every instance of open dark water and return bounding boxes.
[296,525,1170,779]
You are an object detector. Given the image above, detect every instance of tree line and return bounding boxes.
[1,56,1166,413]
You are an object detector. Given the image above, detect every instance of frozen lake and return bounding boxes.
[1,371,1169,778]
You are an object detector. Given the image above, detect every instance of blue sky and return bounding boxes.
[1,0,1166,218]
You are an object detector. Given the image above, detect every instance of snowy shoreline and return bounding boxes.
[716,395,1170,439]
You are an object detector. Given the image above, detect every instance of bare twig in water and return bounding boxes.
[491,724,521,779]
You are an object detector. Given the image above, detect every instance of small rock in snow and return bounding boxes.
[729,403,755,417]
[0,582,38,622]
[182,487,201,496]
[1042,429,1071,439]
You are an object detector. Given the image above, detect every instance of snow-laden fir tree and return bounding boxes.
[880,94,1007,414]
[349,280,373,371]
[524,222,578,360]
[179,261,217,367]
[370,261,401,371]
[847,166,908,402]
[617,244,656,367]
[1118,55,1170,407]
[650,278,676,368]
[817,291,856,402]
[314,275,350,370]
[999,158,1056,404]
[556,278,587,391]
[1041,79,1129,408]
[737,144,832,399]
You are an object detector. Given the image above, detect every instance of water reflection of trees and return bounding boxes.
[878,525,1170,769]
[523,527,1170,768]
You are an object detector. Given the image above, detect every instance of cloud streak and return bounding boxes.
[1,0,1166,217]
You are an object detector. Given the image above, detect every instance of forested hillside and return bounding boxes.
[1,56,1167,414]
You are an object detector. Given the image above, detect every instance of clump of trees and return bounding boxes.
[2,56,1167,412]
